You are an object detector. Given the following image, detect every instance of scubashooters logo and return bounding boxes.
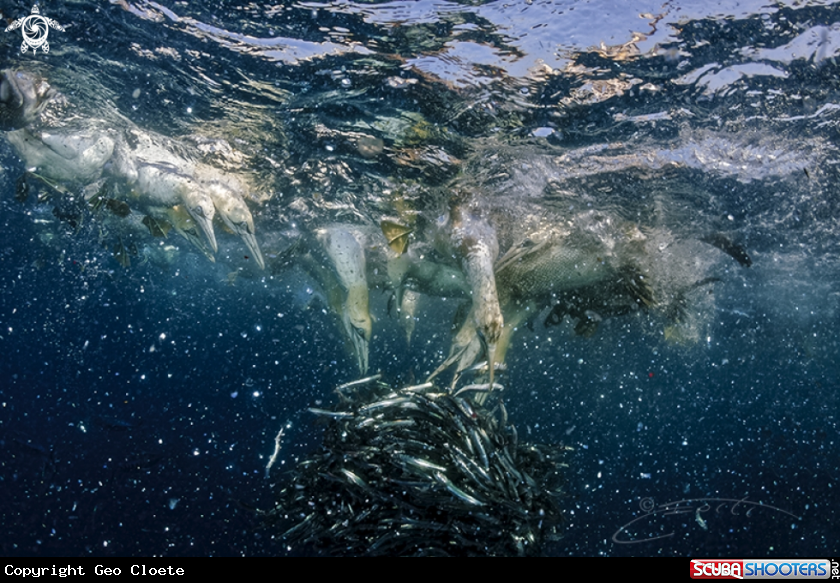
[691,559,833,580]
[5,5,65,54]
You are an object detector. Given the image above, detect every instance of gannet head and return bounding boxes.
[206,183,264,270]
[315,225,372,373]
[179,188,217,253]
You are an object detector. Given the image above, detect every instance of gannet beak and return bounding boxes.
[399,289,419,347]
[343,311,370,375]
[179,227,216,263]
[349,321,370,375]
[240,229,265,270]
[487,341,496,393]
[344,284,372,374]
[192,211,217,253]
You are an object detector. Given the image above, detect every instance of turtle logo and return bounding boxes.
[5,5,65,55]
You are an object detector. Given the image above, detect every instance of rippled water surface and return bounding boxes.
[1,0,838,556]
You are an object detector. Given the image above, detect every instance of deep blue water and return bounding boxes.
[1,0,838,556]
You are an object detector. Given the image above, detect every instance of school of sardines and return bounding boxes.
[267,378,570,556]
